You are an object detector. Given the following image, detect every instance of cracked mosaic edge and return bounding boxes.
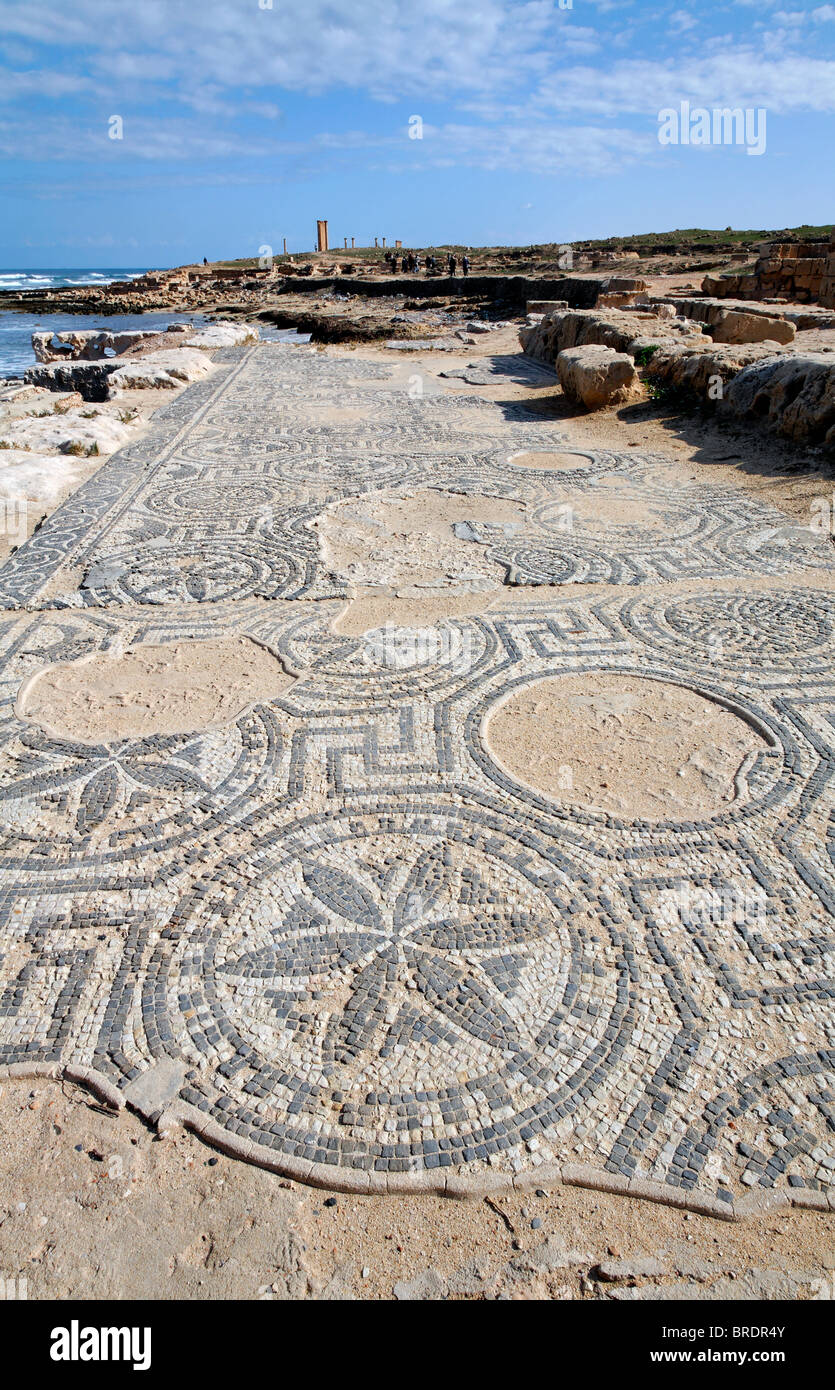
[2,1060,831,1220]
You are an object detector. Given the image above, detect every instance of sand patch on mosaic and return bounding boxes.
[17,635,294,743]
[317,488,524,593]
[484,674,768,820]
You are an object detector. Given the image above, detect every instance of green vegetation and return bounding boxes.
[578,224,832,250]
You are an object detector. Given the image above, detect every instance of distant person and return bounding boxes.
[203,257,208,265]
[414,254,421,271]
[462,254,470,277]
[448,254,457,276]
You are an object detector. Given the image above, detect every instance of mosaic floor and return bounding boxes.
[1,342,834,1215]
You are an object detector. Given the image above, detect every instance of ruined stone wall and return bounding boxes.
[821,233,835,307]
[704,231,835,305]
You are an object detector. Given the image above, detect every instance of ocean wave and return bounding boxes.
[0,269,151,292]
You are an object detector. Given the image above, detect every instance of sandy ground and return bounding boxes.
[17,635,294,744]
[484,674,766,821]
[1,1077,832,1301]
[343,327,835,530]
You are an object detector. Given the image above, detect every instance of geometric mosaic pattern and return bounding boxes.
[1,343,833,1214]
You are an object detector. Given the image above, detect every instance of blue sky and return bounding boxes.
[0,0,833,268]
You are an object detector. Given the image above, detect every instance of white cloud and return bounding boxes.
[0,0,571,101]
[388,120,657,177]
[669,11,698,33]
[0,68,93,102]
[0,0,832,190]
[529,53,835,116]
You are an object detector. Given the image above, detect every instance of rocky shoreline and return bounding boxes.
[5,248,834,454]
[0,319,260,563]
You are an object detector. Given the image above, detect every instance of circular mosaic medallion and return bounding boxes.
[157,805,634,1173]
[144,479,279,521]
[268,611,496,695]
[90,541,310,605]
[622,591,835,667]
[0,705,287,876]
[469,668,786,830]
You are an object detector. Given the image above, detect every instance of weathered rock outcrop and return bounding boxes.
[556,345,639,409]
[25,362,119,402]
[183,323,258,349]
[722,353,835,445]
[0,448,85,503]
[26,346,216,399]
[646,344,835,447]
[657,296,835,334]
[519,308,701,365]
[106,349,215,394]
[32,328,164,363]
[709,308,795,345]
[641,341,777,397]
[521,305,835,449]
[0,410,133,456]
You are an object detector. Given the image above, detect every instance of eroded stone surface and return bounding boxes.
[483,674,767,820]
[316,488,524,592]
[17,635,294,743]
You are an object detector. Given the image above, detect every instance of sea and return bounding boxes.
[0,267,307,377]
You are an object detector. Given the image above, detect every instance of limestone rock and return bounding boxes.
[393,1267,447,1300]
[25,362,118,402]
[556,344,639,410]
[106,348,214,395]
[516,1235,593,1273]
[183,322,259,349]
[710,309,795,346]
[595,1256,669,1282]
[527,299,568,314]
[0,409,133,456]
[661,294,833,334]
[646,344,835,446]
[0,448,84,504]
[723,352,835,444]
[32,328,161,363]
[447,1258,498,1297]
[520,307,701,366]
[644,341,778,398]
